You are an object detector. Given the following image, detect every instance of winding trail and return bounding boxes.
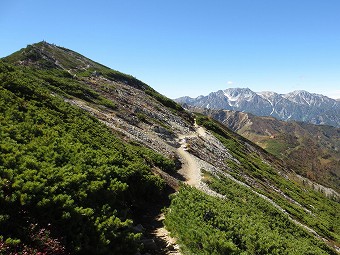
[152,124,215,255]
[153,213,181,255]
[63,96,338,253]
[176,138,201,187]
[176,121,207,187]
[172,122,339,253]
[175,120,206,185]
[175,123,226,199]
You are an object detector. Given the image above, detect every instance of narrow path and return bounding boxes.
[175,120,208,187]
[173,123,338,252]
[175,122,229,197]
[153,213,181,255]
[152,125,226,255]
[176,139,201,187]
[62,98,338,253]
[150,124,211,255]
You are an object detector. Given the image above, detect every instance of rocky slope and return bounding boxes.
[1,42,339,254]
[176,88,340,127]
[191,107,340,193]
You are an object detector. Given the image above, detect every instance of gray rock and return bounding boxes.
[141,238,157,251]
[131,224,145,233]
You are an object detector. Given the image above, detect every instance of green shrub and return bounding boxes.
[0,60,172,254]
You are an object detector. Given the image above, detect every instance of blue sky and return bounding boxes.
[1,0,340,99]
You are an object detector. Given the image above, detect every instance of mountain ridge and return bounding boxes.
[176,87,340,127]
[189,106,340,193]
[1,42,339,254]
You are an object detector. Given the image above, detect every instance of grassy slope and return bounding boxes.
[165,115,339,254]
[3,41,186,116]
[215,110,340,192]
[247,120,340,191]
[166,186,336,255]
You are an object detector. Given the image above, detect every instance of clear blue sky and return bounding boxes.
[1,0,340,99]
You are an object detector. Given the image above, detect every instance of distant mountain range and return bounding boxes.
[175,88,340,127]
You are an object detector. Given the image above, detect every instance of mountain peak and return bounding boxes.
[224,87,254,95]
[284,90,332,99]
[288,89,310,95]
[3,41,107,72]
[256,91,281,99]
[223,88,257,102]
[283,90,335,107]
[2,41,152,91]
